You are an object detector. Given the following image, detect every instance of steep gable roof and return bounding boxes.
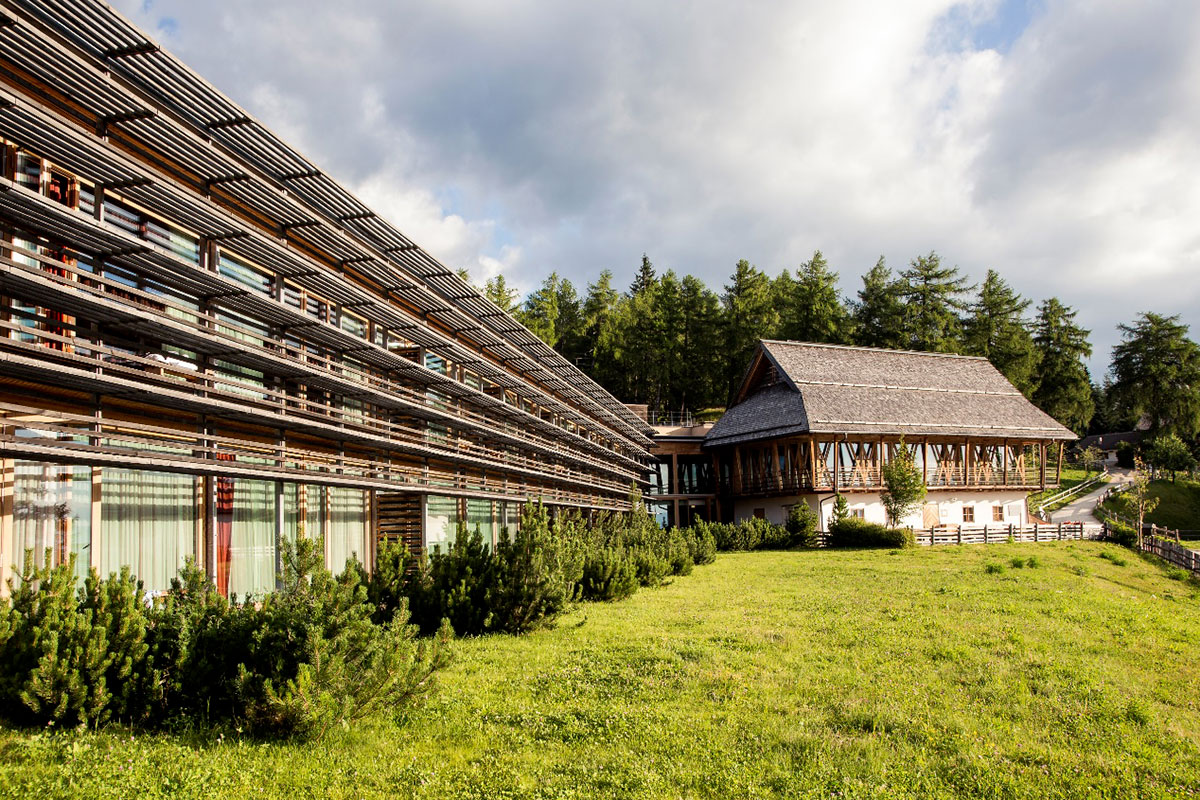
[706,340,1076,447]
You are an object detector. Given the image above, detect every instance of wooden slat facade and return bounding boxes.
[0,0,653,593]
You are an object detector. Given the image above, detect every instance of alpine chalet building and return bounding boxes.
[0,0,653,596]
[701,341,1076,529]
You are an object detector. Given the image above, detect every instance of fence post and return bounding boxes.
[1057,522,1062,540]
[1034,524,1038,543]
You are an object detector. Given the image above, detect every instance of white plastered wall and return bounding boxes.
[732,490,1030,530]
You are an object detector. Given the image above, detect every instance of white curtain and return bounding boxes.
[424,494,459,554]
[466,498,494,548]
[228,479,276,599]
[100,468,194,594]
[13,461,91,585]
[327,487,365,574]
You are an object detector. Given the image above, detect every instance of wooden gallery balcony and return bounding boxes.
[713,436,1065,497]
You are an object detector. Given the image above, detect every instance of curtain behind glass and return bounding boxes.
[466,498,494,548]
[14,461,91,585]
[228,479,275,599]
[100,468,194,595]
[424,495,459,554]
[327,487,365,573]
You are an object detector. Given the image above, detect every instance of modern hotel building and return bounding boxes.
[0,0,653,597]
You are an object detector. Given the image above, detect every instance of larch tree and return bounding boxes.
[581,270,620,380]
[851,258,907,350]
[677,274,723,412]
[778,250,851,344]
[1031,297,1094,434]
[1110,312,1200,438]
[551,277,586,366]
[483,274,519,315]
[962,269,1036,396]
[517,272,563,346]
[721,259,779,401]
[897,252,972,352]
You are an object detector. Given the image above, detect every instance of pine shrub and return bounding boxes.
[233,538,451,740]
[785,502,819,548]
[580,547,638,601]
[420,526,499,636]
[827,518,915,549]
[685,525,717,565]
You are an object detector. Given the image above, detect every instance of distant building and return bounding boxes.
[650,340,1076,530]
[1075,431,1146,465]
[0,1,652,597]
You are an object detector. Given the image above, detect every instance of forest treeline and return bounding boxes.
[474,252,1200,439]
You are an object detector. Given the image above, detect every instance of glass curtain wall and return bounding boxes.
[100,468,194,595]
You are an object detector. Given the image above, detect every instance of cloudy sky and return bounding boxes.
[112,0,1200,376]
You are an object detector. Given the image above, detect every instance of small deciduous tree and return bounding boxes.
[881,440,927,527]
[1079,445,1104,477]
[1144,434,1196,483]
[1129,457,1160,549]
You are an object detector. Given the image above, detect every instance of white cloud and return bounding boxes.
[112,0,1200,371]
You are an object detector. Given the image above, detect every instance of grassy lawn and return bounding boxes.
[4,543,1200,799]
[1102,477,1200,532]
[1027,468,1107,515]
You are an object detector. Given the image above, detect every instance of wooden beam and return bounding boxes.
[732,445,743,494]
[808,435,818,490]
[1055,442,1064,487]
[1040,443,1047,490]
[833,440,840,495]
[1002,439,1009,486]
[772,442,783,492]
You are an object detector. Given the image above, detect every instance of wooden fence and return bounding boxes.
[909,522,1105,547]
[1142,535,1200,576]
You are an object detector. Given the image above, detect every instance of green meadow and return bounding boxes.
[4,542,1200,799]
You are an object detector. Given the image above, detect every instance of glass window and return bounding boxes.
[227,479,276,600]
[100,468,195,596]
[328,487,365,573]
[16,152,40,190]
[646,500,672,528]
[647,460,671,495]
[424,495,459,554]
[677,457,713,494]
[14,461,91,586]
[218,252,272,294]
[466,498,494,548]
[339,309,367,339]
[962,506,975,523]
[992,505,1004,522]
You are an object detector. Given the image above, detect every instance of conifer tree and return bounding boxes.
[1031,297,1094,433]
[851,258,907,350]
[1110,312,1200,438]
[677,274,723,411]
[517,272,563,346]
[778,250,850,344]
[552,277,586,365]
[721,259,779,401]
[630,254,656,295]
[483,274,518,314]
[963,269,1036,395]
[897,251,972,352]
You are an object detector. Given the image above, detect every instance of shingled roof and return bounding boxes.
[705,340,1077,447]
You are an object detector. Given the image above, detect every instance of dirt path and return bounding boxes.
[1051,468,1132,523]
